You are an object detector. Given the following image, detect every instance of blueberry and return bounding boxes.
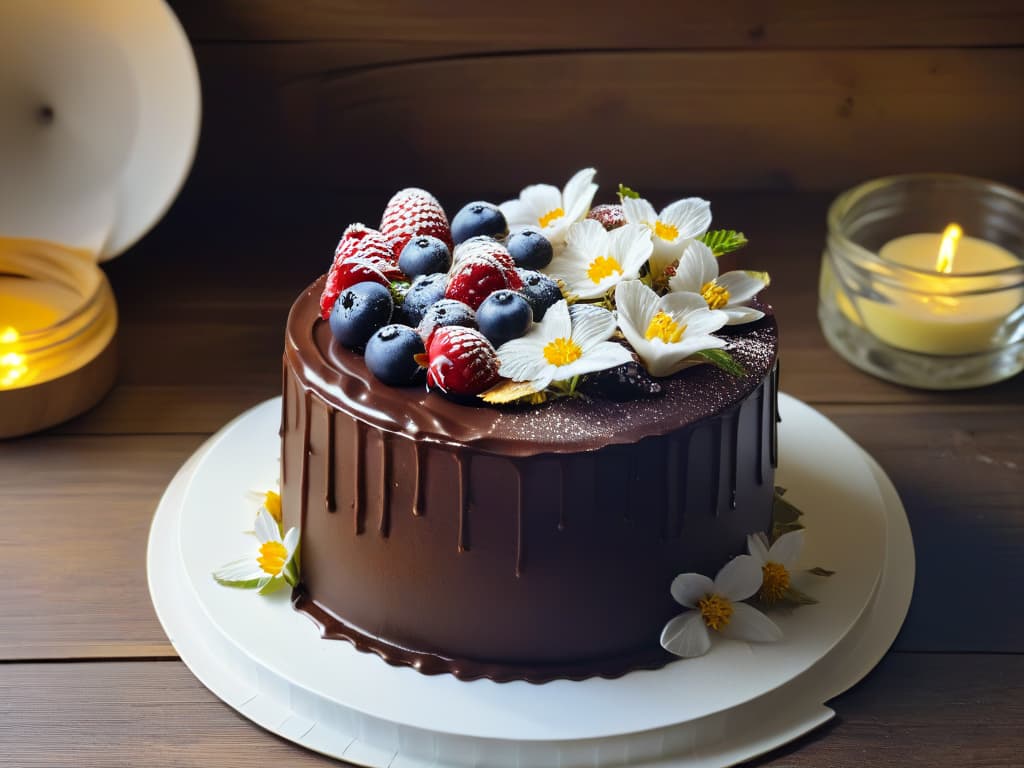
[451,201,508,244]
[476,290,533,347]
[516,269,563,321]
[398,236,452,279]
[417,299,477,342]
[397,273,448,326]
[365,324,426,386]
[506,229,553,270]
[329,281,394,349]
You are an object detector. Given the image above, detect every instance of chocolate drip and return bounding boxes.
[353,421,365,534]
[326,410,336,511]
[755,386,766,485]
[556,462,568,532]
[710,424,722,516]
[412,442,425,516]
[513,463,524,578]
[456,452,470,553]
[665,435,681,538]
[770,362,780,468]
[379,433,391,537]
[299,391,312,522]
[280,363,288,483]
[728,407,741,510]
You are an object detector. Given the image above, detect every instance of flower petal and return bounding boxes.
[519,184,562,224]
[254,508,281,543]
[496,336,548,383]
[554,341,633,381]
[621,196,658,227]
[747,532,771,563]
[660,612,713,658]
[561,167,599,223]
[720,602,783,643]
[716,270,767,305]
[615,279,659,341]
[661,197,712,240]
[213,557,264,585]
[723,306,766,325]
[670,572,715,608]
[608,223,654,277]
[767,529,805,570]
[498,198,532,228]
[569,303,617,349]
[282,527,300,556]
[713,554,763,601]
[677,306,729,337]
[539,299,572,340]
[671,240,719,295]
[659,289,713,318]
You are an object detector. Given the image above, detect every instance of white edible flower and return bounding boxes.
[669,241,768,325]
[499,168,598,245]
[213,509,300,594]
[660,554,782,659]
[747,529,804,605]
[614,280,728,377]
[622,195,712,279]
[496,300,632,391]
[546,220,653,300]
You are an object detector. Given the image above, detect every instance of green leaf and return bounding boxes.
[773,491,804,525]
[808,567,836,577]
[617,183,640,199]
[213,573,263,589]
[389,280,411,306]
[694,349,746,377]
[700,229,748,256]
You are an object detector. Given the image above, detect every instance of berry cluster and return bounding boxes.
[323,190,561,396]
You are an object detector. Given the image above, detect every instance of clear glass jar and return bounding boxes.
[0,239,117,436]
[819,174,1024,389]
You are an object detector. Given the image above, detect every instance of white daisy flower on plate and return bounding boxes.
[499,168,599,245]
[496,299,632,391]
[669,240,768,325]
[213,509,300,595]
[747,529,805,605]
[614,279,728,377]
[660,554,782,659]
[622,194,712,279]
[546,220,652,300]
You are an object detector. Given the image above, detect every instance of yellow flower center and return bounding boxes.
[654,220,679,241]
[543,337,583,366]
[586,255,622,284]
[701,281,730,310]
[644,311,686,343]
[257,540,288,576]
[263,490,282,523]
[698,594,733,631]
[538,206,565,229]
[758,561,790,604]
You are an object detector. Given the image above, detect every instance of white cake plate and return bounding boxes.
[147,394,914,767]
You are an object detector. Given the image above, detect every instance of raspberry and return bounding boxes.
[423,326,500,396]
[587,204,626,231]
[380,188,452,260]
[452,236,517,272]
[321,224,403,319]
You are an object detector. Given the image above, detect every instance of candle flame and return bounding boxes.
[935,223,962,274]
[0,327,18,345]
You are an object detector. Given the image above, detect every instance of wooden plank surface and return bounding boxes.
[185,46,1024,199]
[1,654,1021,767]
[170,0,1024,48]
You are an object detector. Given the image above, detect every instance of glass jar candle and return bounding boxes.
[819,175,1024,389]
[0,238,117,437]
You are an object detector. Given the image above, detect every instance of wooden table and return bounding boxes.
[2,192,1022,766]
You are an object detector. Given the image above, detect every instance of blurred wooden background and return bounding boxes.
[168,0,1024,214]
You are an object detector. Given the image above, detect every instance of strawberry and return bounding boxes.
[586,204,626,231]
[380,188,453,260]
[446,239,523,310]
[321,224,403,319]
[419,326,500,396]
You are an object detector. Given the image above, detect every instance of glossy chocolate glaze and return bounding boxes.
[282,276,779,683]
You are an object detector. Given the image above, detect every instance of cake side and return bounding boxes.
[281,278,779,682]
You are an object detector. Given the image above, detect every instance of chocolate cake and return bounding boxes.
[279,171,779,682]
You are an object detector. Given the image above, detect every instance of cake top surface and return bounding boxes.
[287,275,777,456]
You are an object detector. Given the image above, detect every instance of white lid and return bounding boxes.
[0,0,200,262]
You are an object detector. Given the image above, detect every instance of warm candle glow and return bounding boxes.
[1,326,19,345]
[935,223,962,274]
[1,351,28,388]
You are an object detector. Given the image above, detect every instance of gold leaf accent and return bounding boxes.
[480,379,544,404]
